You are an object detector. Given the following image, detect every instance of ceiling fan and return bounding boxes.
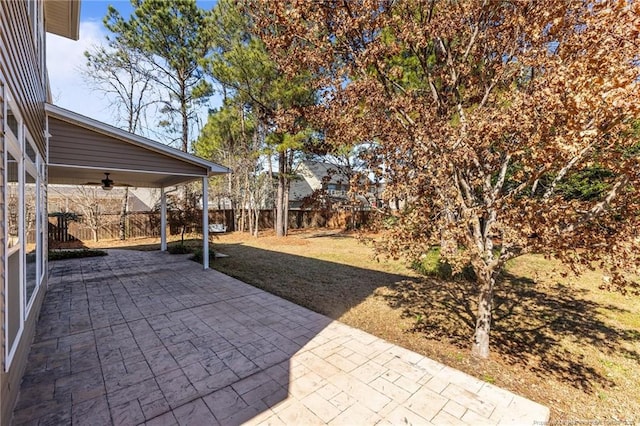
[84,173,132,190]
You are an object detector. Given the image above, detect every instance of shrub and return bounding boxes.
[190,247,216,264]
[412,247,477,282]
[48,249,108,261]
[167,244,192,254]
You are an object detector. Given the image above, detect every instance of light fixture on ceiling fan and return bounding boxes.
[85,174,132,189]
[101,173,114,191]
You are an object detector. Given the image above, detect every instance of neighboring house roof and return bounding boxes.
[129,188,161,211]
[291,161,345,202]
[290,160,374,204]
[46,103,230,188]
[297,161,352,186]
[44,0,80,40]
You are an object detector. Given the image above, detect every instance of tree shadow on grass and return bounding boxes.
[379,272,639,393]
[211,242,413,320]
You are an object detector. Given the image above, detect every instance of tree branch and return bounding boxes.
[543,142,594,199]
[491,153,511,202]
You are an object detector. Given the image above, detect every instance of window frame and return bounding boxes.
[4,89,25,370]
[24,129,39,315]
[38,155,46,288]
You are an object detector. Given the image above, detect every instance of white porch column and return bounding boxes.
[203,177,209,270]
[160,187,167,251]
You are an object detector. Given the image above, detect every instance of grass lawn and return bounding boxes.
[77,230,639,421]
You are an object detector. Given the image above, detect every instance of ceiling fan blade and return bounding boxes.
[83,182,133,187]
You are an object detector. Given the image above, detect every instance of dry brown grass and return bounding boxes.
[81,230,639,422]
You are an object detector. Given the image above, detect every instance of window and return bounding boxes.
[4,91,24,368]
[25,169,37,307]
[7,153,20,249]
[25,138,36,163]
[24,129,40,312]
[2,86,46,367]
[39,160,46,285]
[7,106,19,139]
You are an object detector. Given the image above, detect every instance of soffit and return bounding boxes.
[46,103,229,188]
[44,0,80,40]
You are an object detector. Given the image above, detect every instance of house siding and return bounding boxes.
[290,161,350,206]
[0,77,6,426]
[48,117,207,176]
[0,1,48,424]
[0,1,47,154]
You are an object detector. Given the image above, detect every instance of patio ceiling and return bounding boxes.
[45,103,229,188]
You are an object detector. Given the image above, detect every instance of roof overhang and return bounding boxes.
[44,0,81,40]
[45,103,229,188]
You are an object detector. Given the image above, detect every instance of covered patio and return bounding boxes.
[45,103,229,268]
[12,250,549,425]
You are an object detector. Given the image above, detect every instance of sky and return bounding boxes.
[46,0,219,145]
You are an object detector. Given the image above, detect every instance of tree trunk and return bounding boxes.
[181,84,189,153]
[248,198,254,236]
[253,209,259,237]
[267,152,276,232]
[283,177,290,235]
[119,187,129,240]
[240,182,248,233]
[231,200,237,232]
[471,268,495,358]
[275,151,286,237]
[231,172,239,232]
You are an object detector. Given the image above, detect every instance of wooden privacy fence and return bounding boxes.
[187,210,373,234]
[48,209,374,243]
[48,212,160,243]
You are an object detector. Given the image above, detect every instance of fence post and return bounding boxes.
[161,187,167,251]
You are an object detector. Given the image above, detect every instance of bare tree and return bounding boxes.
[194,100,274,236]
[68,186,120,242]
[166,188,201,244]
[83,40,157,240]
[104,0,214,153]
[82,43,156,135]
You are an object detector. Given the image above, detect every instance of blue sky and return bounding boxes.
[80,1,218,21]
[81,1,134,21]
[46,1,219,146]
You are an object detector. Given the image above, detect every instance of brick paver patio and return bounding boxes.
[12,249,549,425]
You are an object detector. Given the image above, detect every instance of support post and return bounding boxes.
[203,177,209,270]
[160,187,167,251]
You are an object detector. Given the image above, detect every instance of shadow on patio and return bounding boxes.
[12,249,548,425]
